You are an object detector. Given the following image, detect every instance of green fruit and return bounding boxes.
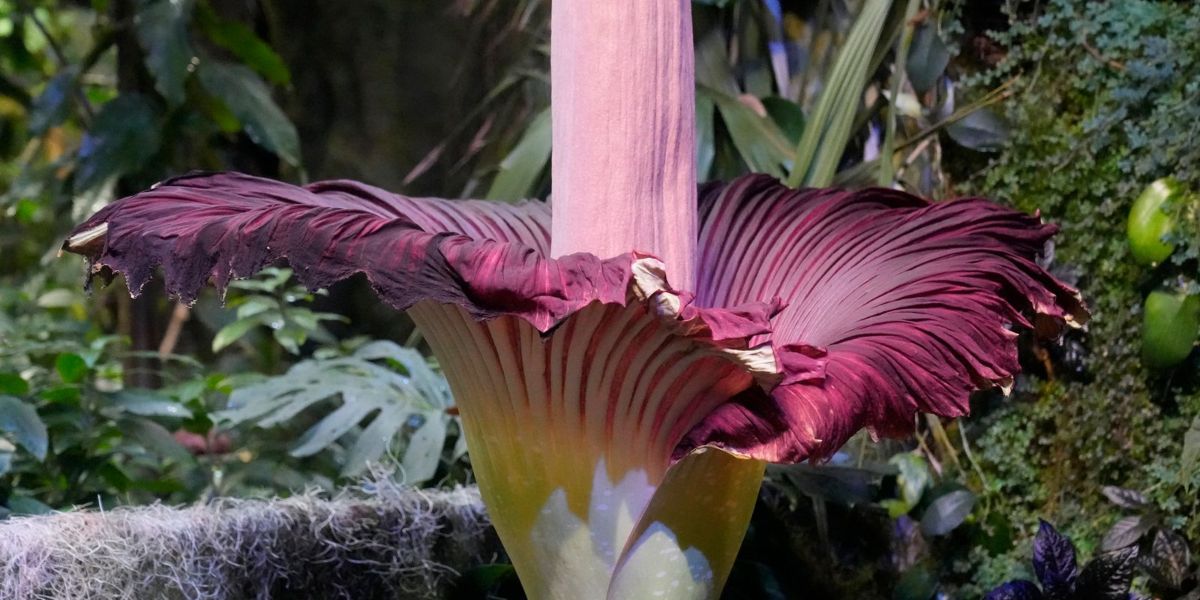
[1142,290,1200,369]
[1127,178,1184,265]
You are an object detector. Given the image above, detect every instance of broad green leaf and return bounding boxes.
[946,107,1009,151]
[106,389,189,418]
[919,489,976,536]
[342,404,408,477]
[693,29,740,95]
[707,89,794,177]
[198,61,301,165]
[788,0,893,187]
[120,417,193,462]
[29,68,77,134]
[55,352,88,383]
[235,296,277,319]
[97,462,132,491]
[0,395,48,460]
[36,289,78,308]
[219,342,453,482]
[75,94,162,191]
[761,96,806,145]
[401,413,446,483]
[212,312,272,352]
[228,267,292,291]
[486,107,550,201]
[272,322,308,354]
[906,23,950,94]
[135,0,195,106]
[0,373,29,396]
[195,2,290,85]
[290,399,380,457]
[6,495,53,516]
[890,451,929,508]
[892,565,937,600]
[0,440,13,476]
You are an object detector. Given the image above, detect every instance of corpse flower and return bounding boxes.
[65,1,1086,598]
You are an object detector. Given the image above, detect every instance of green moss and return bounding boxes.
[945,0,1200,592]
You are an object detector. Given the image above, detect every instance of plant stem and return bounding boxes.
[879,0,922,186]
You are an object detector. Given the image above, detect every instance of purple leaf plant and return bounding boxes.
[985,520,1141,600]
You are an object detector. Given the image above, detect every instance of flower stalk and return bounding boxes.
[550,0,697,286]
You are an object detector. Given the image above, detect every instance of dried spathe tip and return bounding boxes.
[62,222,108,256]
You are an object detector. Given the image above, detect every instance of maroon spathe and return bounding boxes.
[67,171,1086,465]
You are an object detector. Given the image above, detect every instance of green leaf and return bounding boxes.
[6,495,53,516]
[272,322,307,354]
[0,440,13,477]
[773,463,881,506]
[40,386,81,405]
[906,23,950,94]
[212,313,269,352]
[120,417,193,462]
[291,400,379,457]
[55,352,88,383]
[135,0,196,106]
[486,107,551,201]
[219,344,453,481]
[195,2,290,85]
[880,0,921,186]
[198,61,301,165]
[36,289,78,309]
[696,92,716,179]
[228,267,292,292]
[890,451,930,508]
[761,96,806,145]
[401,413,446,484]
[945,107,1009,151]
[919,490,976,536]
[29,68,77,134]
[235,296,277,319]
[341,405,407,477]
[788,0,893,187]
[892,565,937,600]
[75,94,162,191]
[707,89,794,178]
[0,373,29,396]
[0,395,48,460]
[106,389,189,418]
[97,462,132,491]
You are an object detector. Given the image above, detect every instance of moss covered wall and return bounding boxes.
[948,0,1200,592]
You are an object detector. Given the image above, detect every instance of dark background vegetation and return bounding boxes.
[1,0,1198,598]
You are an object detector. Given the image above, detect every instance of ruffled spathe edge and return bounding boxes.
[65,171,1089,465]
